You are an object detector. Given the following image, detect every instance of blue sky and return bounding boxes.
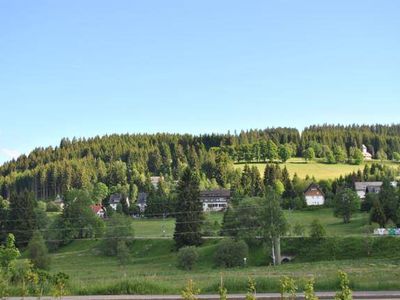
[0,0,399,164]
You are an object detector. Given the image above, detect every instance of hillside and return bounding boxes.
[1,124,400,201]
[235,158,399,180]
[44,237,400,295]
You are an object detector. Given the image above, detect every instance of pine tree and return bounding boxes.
[7,190,37,246]
[174,168,203,249]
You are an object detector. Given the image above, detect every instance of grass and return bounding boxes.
[129,209,370,238]
[285,208,372,237]
[46,238,400,295]
[234,157,399,180]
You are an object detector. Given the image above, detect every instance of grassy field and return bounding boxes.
[37,209,394,295]
[234,158,398,180]
[48,238,400,295]
[131,209,371,238]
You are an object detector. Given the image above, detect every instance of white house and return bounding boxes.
[304,183,325,206]
[109,194,130,210]
[150,176,163,189]
[54,194,65,210]
[200,189,230,212]
[362,145,372,160]
[137,192,148,213]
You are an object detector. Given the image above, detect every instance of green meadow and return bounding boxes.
[234,158,399,180]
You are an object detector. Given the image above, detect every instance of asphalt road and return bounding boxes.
[5,291,400,300]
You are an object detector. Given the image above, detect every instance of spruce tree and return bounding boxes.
[174,167,203,249]
[7,190,36,247]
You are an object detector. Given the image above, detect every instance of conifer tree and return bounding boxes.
[174,167,203,249]
[7,190,36,246]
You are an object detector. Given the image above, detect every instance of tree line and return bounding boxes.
[2,124,400,202]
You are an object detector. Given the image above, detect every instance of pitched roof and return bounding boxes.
[90,204,104,214]
[137,192,148,205]
[354,181,383,191]
[109,193,128,204]
[200,189,231,198]
[304,183,325,196]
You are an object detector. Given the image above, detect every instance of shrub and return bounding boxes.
[181,279,199,300]
[27,231,51,270]
[334,271,352,300]
[102,214,134,256]
[304,277,318,300]
[292,223,305,237]
[246,277,256,300]
[309,219,326,239]
[280,276,297,300]
[46,202,61,212]
[177,246,199,270]
[214,239,248,268]
[117,240,131,265]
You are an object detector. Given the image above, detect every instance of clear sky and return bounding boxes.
[0,0,399,164]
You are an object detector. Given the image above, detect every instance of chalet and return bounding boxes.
[200,189,230,212]
[90,204,106,218]
[137,192,148,213]
[304,183,325,206]
[109,194,130,210]
[362,145,372,160]
[54,194,64,210]
[355,181,382,199]
[150,176,163,189]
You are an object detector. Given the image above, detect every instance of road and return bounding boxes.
[5,291,400,300]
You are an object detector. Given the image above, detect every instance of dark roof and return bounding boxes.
[354,182,383,191]
[304,183,325,196]
[109,194,127,204]
[200,189,231,198]
[137,192,148,205]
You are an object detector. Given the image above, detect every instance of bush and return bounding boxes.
[292,223,306,237]
[214,239,248,268]
[46,201,61,212]
[27,231,51,270]
[102,214,134,256]
[309,219,326,239]
[177,246,199,270]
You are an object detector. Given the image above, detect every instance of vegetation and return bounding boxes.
[174,168,203,249]
[177,246,199,271]
[213,239,248,268]
[309,219,326,240]
[27,231,51,270]
[333,189,361,224]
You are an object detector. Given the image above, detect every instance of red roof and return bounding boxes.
[90,204,104,214]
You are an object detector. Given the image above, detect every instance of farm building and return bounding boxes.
[354,181,383,199]
[304,183,325,206]
[200,189,230,212]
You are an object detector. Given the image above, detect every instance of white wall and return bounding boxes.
[305,195,324,206]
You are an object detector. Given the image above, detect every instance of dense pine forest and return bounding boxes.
[1,124,400,201]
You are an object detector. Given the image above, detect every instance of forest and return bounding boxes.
[1,124,400,201]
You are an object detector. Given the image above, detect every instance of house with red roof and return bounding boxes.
[90,204,106,218]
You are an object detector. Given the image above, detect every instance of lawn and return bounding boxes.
[130,208,370,238]
[234,158,398,180]
[48,239,400,295]
[285,208,371,237]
